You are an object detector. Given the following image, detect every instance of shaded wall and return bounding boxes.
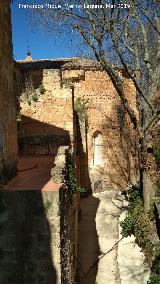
[0,187,78,284]
[15,68,74,156]
[0,191,59,284]
[18,116,71,155]
[0,0,18,184]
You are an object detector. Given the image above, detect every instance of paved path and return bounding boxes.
[4,155,61,191]
[78,191,150,284]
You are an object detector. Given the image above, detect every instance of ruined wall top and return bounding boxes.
[16,57,101,71]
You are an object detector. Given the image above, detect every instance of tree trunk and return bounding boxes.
[143,169,155,211]
[141,132,156,211]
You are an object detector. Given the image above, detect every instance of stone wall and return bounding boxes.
[51,146,79,283]
[0,0,18,184]
[15,68,73,156]
[0,188,78,284]
[63,68,138,191]
[0,146,78,284]
[16,60,138,192]
[60,189,79,284]
[0,190,60,284]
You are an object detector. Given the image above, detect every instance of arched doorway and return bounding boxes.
[93,131,103,166]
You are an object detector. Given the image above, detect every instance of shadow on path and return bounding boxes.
[78,195,100,284]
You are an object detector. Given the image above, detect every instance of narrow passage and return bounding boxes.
[78,191,150,284]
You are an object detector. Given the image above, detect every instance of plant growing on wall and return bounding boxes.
[39,84,46,94]
[74,97,89,121]
[65,151,85,194]
[154,148,160,168]
[32,93,38,102]
[121,185,160,283]
[156,179,160,196]
[22,78,46,105]
[27,99,31,106]
[16,112,21,121]
[22,77,35,101]
[44,199,52,211]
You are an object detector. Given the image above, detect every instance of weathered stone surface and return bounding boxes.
[51,146,68,183]
[78,191,150,284]
[0,191,59,284]
[73,70,138,191]
[0,187,78,284]
[60,189,79,284]
[118,211,150,284]
[0,0,18,184]
[16,61,138,192]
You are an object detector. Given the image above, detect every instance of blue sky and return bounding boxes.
[11,2,81,60]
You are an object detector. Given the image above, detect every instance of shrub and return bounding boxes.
[44,200,52,210]
[39,84,46,94]
[121,186,155,263]
[148,256,160,284]
[74,97,88,120]
[121,185,160,283]
[66,153,86,194]
[154,148,160,167]
[157,179,160,196]
[27,99,31,106]
[32,94,38,102]
[17,112,21,121]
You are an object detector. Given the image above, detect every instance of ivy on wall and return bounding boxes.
[154,148,160,168]
[74,97,88,121]
[21,78,46,105]
[121,185,160,284]
[65,152,85,194]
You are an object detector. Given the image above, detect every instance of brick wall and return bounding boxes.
[63,68,138,191]
[17,61,138,191]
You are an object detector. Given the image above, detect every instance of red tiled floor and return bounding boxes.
[4,155,62,192]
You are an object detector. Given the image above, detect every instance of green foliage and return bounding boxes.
[39,84,46,94]
[32,94,38,102]
[121,186,144,237]
[44,199,52,210]
[121,186,154,263]
[148,256,160,284]
[66,154,86,194]
[148,202,155,221]
[148,273,160,284]
[27,99,31,106]
[154,148,160,167]
[17,112,21,121]
[157,179,160,196]
[23,79,45,106]
[121,186,160,283]
[147,200,160,283]
[120,213,135,238]
[122,185,143,203]
[74,97,88,120]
